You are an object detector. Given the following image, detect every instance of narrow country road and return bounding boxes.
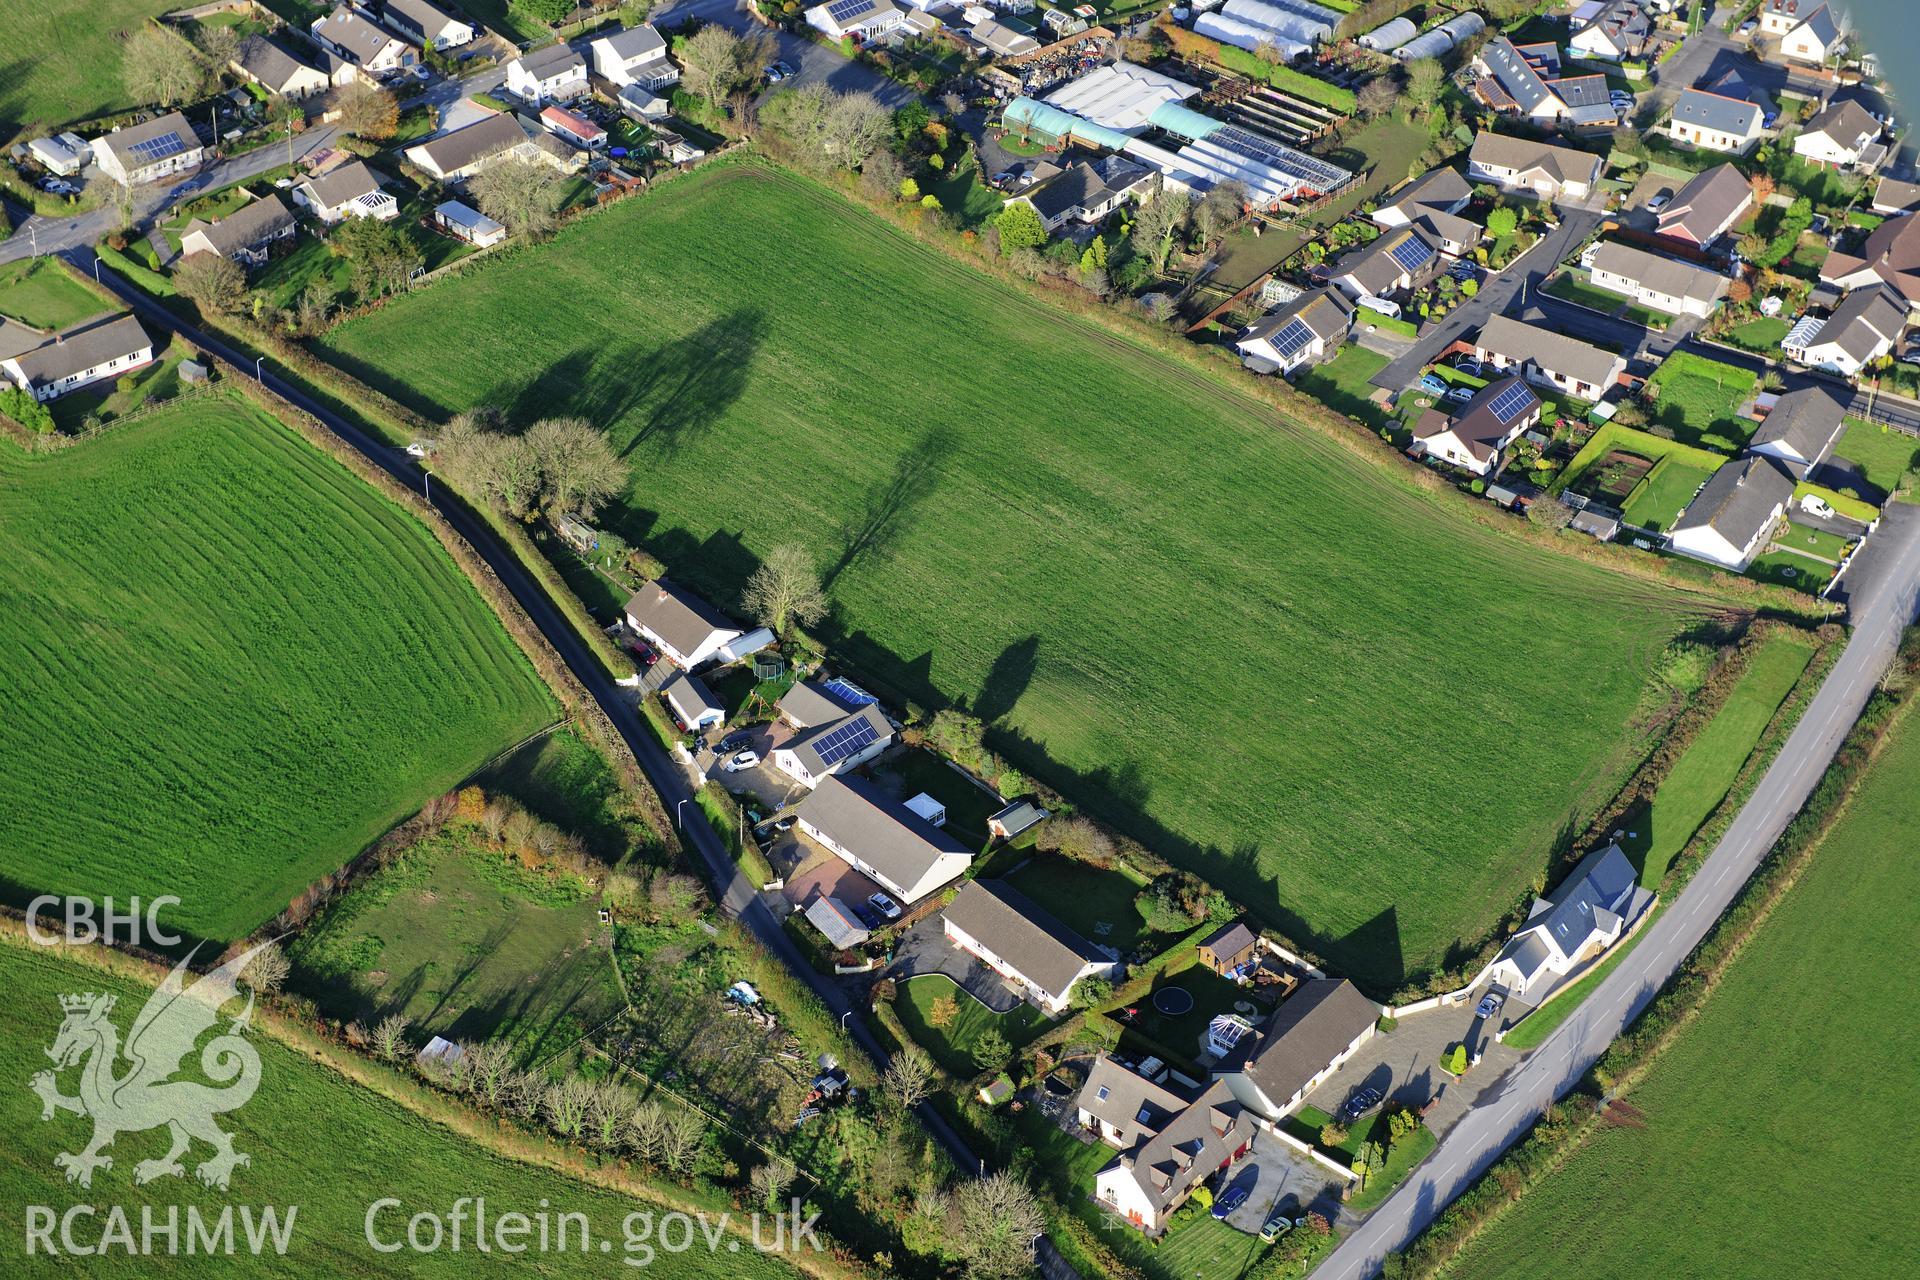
[68,250,987,1181]
[1313,504,1920,1279]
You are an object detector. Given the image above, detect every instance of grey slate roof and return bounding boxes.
[1506,931,1552,980]
[1075,1054,1189,1149]
[1791,1,1841,49]
[515,42,587,80]
[233,35,322,93]
[1672,88,1762,140]
[385,0,464,37]
[1335,225,1441,297]
[182,193,294,257]
[1805,98,1879,153]
[1816,283,1907,363]
[944,879,1106,1002]
[1022,156,1151,222]
[597,23,668,62]
[796,776,971,897]
[660,668,723,723]
[988,799,1048,838]
[7,314,152,390]
[1474,314,1623,389]
[1551,75,1619,127]
[95,112,198,174]
[1478,37,1557,115]
[1381,166,1472,217]
[315,6,400,64]
[1528,843,1636,957]
[777,679,864,729]
[301,160,380,210]
[1752,384,1847,462]
[1656,163,1752,243]
[1227,979,1378,1107]
[1111,1079,1246,1217]
[804,895,870,948]
[624,578,738,659]
[1873,176,1920,215]
[1469,131,1601,190]
[1240,287,1352,350]
[1591,241,1729,305]
[1673,454,1794,546]
[409,112,527,175]
[1198,921,1258,963]
[786,702,892,776]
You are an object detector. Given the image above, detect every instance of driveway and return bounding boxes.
[1224,1128,1347,1233]
[889,914,1026,1012]
[1301,999,1517,1141]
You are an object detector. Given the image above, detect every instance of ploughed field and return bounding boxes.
[0,940,802,1278]
[1448,688,1920,1280]
[0,393,553,942]
[319,161,1714,988]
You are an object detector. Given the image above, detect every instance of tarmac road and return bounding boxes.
[1314,502,1920,1279]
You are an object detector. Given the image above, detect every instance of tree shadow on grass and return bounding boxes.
[822,423,956,590]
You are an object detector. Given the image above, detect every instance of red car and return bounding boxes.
[627,638,659,665]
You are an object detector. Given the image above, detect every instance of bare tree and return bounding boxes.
[657,1107,706,1174]
[623,1099,668,1166]
[461,1040,515,1106]
[123,26,205,109]
[1356,75,1398,121]
[526,416,629,517]
[742,543,828,634]
[1193,180,1248,248]
[471,156,563,237]
[174,252,247,314]
[371,1013,413,1062]
[750,1154,796,1210]
[882,1048,939,1112]
[544,1076,595,1138]
[679,24,742,107]
[822,92,893,167]
[195,24,241,75]
[1132,186,1192,274]
[585,1080,627,1148]
[949,1173,1046,1280]
[242,942,291,994]
[335,81,400,140]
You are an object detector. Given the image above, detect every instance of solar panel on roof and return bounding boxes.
[821,676,877,707]
[131,132,186,162]
[1269,316,1315,360]
[1209,125,1351,190]
[812,715,881,767]
[825,0,872,21]
[1387,233,1433,273]
[1487,381,1536,424]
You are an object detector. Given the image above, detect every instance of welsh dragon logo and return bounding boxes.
[30,942,273,1190]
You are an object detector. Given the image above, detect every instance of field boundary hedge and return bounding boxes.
[1553,422,1732,497]
[1384,626,1920,1279]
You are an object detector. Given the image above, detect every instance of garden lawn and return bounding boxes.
[1746,548,1834,592]
[1645,351,1758,449]
[0,0,174,136]
[1830,418,1918,499]
[1291,345,1393,427]
[0,940,800,1279]
[1544,271,1630,315]
[1720,315,1788,353]
[46,338,191,430]
[316,160,1717,990]
[1620,456,1719,532]
[0,393,554,942]
[1003,853,1152,954]
[895,975,1048,1076]
[0,257,110,328]
[1124,955,1249,1067]
[1445,688,1920,1280]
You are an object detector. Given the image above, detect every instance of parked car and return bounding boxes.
[723,750,760,772]
[764,63,785,83]
[405,440,433,458]
[990,170,1015,189]
[1476,991,1505,1019]
[627,638,659,665]
[1646,194,1669,212]
[1445,385,1477,403]
[1738,19,1757,35]
[1418,373,1449,396]
[1341,1087,1383,1121]
[1210,1166,1259,1219]
[412,65,431,81]
[1260,1197,1303,1242]
[717,731,752,755]
[866,891,902,921]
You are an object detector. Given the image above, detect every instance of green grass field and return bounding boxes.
[287,830,623,1060]
[317,161,1714,989]
[1645,352,1758,450]
[0,0,175,137]
[0,393,553,942]
[1620,455,1719,532]
[1450,693,1920,1280]
[0,257,111,328]
[0,940,800,1278]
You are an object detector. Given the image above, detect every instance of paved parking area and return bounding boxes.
[779,839,885,915]
[889,915,1026,1012]
[1221,1128,1346,1234]
[1300,997,1518,1139]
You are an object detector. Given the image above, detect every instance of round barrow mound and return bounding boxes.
[1152,987,1195,1017]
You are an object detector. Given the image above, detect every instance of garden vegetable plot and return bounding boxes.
[320,161,1716,989]
[0,394,553,942]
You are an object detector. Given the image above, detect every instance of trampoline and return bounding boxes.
[1152,987,1195,1016]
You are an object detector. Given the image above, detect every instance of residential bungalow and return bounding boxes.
[1785,283,1907,376]
[1076,1054,1188,1149]
[1654,162,1754,246]
[1586,240,1730,316]
[230,35,331,100]
[590,24,679,91]
[292,160,398,222]
[91,112,202,186]
[1196,921,1258,976]
[987,799,1048,841]
[405,113,531,182]
[1467,131,1601,202]
[506,43,589,103]
[1092,1076,1248,1233]
[806,0,906,41]
[1234,287,1353,376]
[179,194,296,269]
[776,678,873,730]
[1748,383,1849,471]
[942,880,1117,1015]
[1668,454,1794,569]
[1820,214,1920,311]
[1568,0,1653,62]
[1777,1,1842,65]
[1009,157,1155,233]
[1328,225,1443,302]
[1548,75,1623,130]
[1371,167,1483,257]
[0,314,153,402]
[432,199,505,246]
[792,776,973,905]
[771,702,895,789]
[541,104,607,149]
[379,0,475,50]
[1871,176,1920,217]
[1668,88,1765,155]
[1410,376,1542,476]
[623,579,744,670]
[310,6,415,75]
[1472,314,1626,400]
[1793,98,1882,169]
[1214,978,1380,1122]
[1485,843,1639,997]
[659,669,725,732]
